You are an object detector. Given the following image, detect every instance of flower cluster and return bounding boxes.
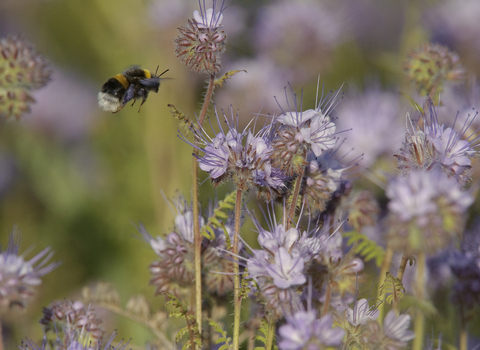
[395,100,479,185]
[386,170,474,255]
[40,300,104,343]
[174,1,226,74]
[0,233,60,309]
[139,195,234,298]
[0,35,52,120]
[195,108,288,201]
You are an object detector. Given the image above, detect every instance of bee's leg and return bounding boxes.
[137,98,147,113]
[112,103,126,114]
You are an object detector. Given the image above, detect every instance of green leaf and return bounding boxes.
[214,70,247,87]
[379,272,405,305]
[344,231,385,267]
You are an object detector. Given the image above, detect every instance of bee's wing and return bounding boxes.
[139,77,160,87]
[123,84,136,104]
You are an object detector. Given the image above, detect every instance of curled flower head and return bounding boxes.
[40,300,104,342]
[386,170,474,255]
[395,99,479,185]
[190,107,288,201]
[0,35,52,120]
[278,311,345,350]
[0,232,60,309]
[271,86,342,176]
[403,42,465,96]
[174,0,227,74]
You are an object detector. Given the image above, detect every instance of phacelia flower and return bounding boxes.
[278,311,345,350]
[140,195,234,298]
[271,87,341,177]
[346,298,379,327]
[174,0,227,74]
[20,330,129,350]
[403,43,465,96]
[40,300,104,342]
[0,35,52,120]
[386,170,474,255]
[334,86,405,168]
[192,107,288,201]
[302,147,357,213]
[0,233,60,309]
[359,310,415,350]
[395,99,479,185]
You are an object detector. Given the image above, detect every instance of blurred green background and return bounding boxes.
[0,0,479,348]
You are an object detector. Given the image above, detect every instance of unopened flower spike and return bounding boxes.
[0,35,52,120]
[174,0,227,74]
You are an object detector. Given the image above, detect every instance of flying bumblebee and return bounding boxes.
[97,67,169,113]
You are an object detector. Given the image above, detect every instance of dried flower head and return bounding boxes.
[395,99,479,185]
[346,191,379,232]
[386,170,474,256]
[174,0,227,74]
[403,43,465,96]
[0,35,52,120]
[40,300,104,342]
[0,232,60,309]
[271,86,342,177]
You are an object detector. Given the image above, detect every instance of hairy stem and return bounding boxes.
[193,74,216,337]
[322,282,332,316]
[397,253,409,282]
[412,252,426,350]
[377,245,394,325]
[265,317,276,350]
[286,174,304,230]
[0,317,3,350]
[232,188,243,350]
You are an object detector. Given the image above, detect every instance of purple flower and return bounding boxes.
[278,311,345,350]
[346,298,379,326]
[0,233,60,309]
[383,310,415,343]
[265,247,306,289]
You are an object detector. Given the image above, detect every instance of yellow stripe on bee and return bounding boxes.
[114,74,129,89]
[143,69,152,78]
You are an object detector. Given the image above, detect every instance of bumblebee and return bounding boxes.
[98,67,168,113]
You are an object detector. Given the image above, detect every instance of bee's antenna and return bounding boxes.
[158,69,169,77]
[155,65,159,75]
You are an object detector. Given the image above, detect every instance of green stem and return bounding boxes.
[0,317,3,350]
[232,188,243,350]
[286,174,304,230]
[397,253,409,282]
[377,245,394,325]
[193,74,216,338]
[322,282,332,317]
[459,327,468,350]
[265,317,276,350]
[412,252,426,350]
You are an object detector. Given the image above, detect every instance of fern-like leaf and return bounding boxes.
[253,318,270,350]
[162,292,201,350]
[214,70,247,87]
[209,318,232,350]
[200,190,236,240]
[344,231,385,267]
[167,103,196,135]
[379,272,405,305]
